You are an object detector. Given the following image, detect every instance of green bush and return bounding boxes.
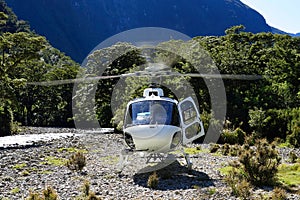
[249,108,288,140]
[226,144,240,156]
[26,191,41,200]
[285,108,300,147]
[26,186,58,200]
[82,180,90,197]
[147,171,159,189]
[66,152,87,172]
[209,143,220,153]
[239,138,281,186]
[221,143,230,155]
[76,180,101,200]
[211,143,240,156]
[225,139,282,198]
[224,167,252,199]
[288,151,298,163]
[249,108,300,145]
[287,123,300,148]
[0,103,13,136]
[43,186,58,200]
[271,187,287,200]
[220,127,246,145]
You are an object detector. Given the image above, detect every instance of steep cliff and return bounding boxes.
[5,0,271,62]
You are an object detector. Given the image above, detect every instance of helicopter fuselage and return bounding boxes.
[122,88,204,153]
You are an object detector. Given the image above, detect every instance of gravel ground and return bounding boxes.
[0,127,299,199]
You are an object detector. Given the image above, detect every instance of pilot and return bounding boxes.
[150,104,167,124]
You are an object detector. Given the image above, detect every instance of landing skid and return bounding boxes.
[117,148,193,172]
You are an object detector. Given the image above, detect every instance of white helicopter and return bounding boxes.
[113,63,261,172]
[119,82,204,171]
[28,61,262,172]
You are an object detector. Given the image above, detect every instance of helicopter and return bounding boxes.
[118,82,205,171]
[28,60,262,172]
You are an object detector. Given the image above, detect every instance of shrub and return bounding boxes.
[235,127,246,144]
[82,180,90,197]
[288,151,298,163]
[76,180,101,200]
[66,152,86,172]
[287,124,300,148]
[217,144,240,156]
[271,187,287,200]
[147,171,159,189]
[244,134,256,146]
[209,143,220,153]
[221,143,230,155]
[0,103,13,136]
[85,192,100,200]
[74,180,101,200]
[43,186,58,200]
[239,138,281,186]
[220,127,246,145]
[26,186,58,200]
[249,107,300,144]
[26,191,41,200]
[224,167,252,199]
[248,108,268,137]
[228,144,240,156]
[286,108,300,147]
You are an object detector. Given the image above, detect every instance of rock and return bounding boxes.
[0,127,299,199]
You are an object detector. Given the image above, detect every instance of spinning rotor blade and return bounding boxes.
[182,73,263,80]
[27,71,262,86]
[27,74,131,86]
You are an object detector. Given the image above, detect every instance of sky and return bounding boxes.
[240,0,300,34]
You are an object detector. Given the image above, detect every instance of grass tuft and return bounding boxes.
[147,171,159,189]
[277,163,300,187]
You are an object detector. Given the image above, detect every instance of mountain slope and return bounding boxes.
[5,0,271,62]
[271,27,300,37]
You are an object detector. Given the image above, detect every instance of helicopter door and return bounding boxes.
[178,97,205,145]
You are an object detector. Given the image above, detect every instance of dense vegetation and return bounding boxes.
[0,1,299,147]
[197,25,300,146]
[0,1,80,136]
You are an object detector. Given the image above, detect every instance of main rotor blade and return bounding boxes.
[183,73,263,80]
[27,71,262,86]
[27,74,124,86]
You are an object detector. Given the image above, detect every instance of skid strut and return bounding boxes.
[184,152,192,170]
[117,149,132,172]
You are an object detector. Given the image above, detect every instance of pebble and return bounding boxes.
[0,127,299,199]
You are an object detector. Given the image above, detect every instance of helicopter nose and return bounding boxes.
[123,125,181,152]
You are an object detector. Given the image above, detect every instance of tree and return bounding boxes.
[23,46,80,127]
[196,26,300,139]
[0,0,30,33]
[0,32,47,136]
[73,42,145,128]
[0,31,81,135]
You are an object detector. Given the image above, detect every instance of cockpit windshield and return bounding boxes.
[125,100,179,127]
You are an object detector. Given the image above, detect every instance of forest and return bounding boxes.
[0,1,299,148]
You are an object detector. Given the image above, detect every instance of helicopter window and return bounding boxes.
[185,122,201,139]
[125,100,179,127]
[180,101,197,125]
[149,91,158,96]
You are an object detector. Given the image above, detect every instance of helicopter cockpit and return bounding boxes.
[124,100,180,128]
[122,87,204,154]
